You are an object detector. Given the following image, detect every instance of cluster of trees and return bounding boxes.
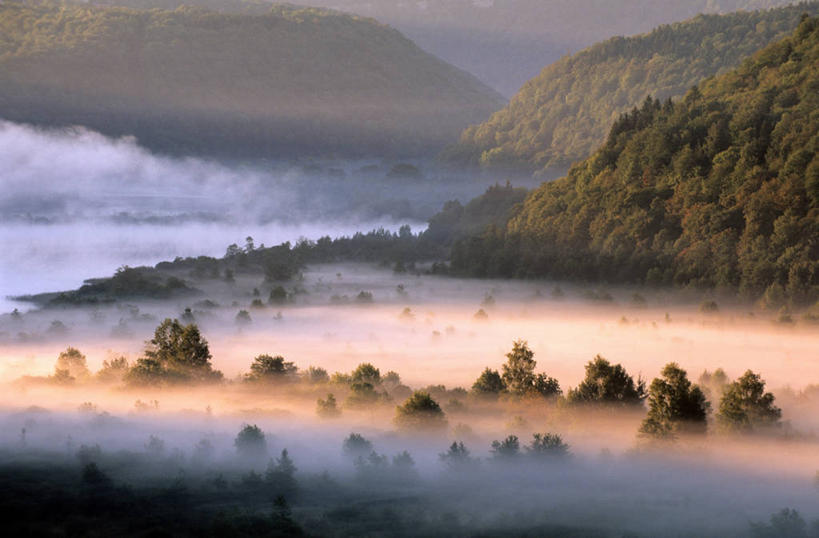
[472,340,562,399]
[450,16,819,306]
[41,266,192,306]
[0,1,501,158]
[444,4,819,173]
[473,347,647,406]
[22,226,443,307]
[41,323,788,442]
[639,363,782,439]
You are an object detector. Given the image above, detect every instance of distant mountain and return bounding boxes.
[314,0,802,96]
[0,1,503,158]
[81,0,802,97]
[449,16,819,306]
[443,3,818,174]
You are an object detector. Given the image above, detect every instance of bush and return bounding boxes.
[317,394,341,418]
[394,391,448,432]
[245,355,298,383]
[639,363,708,439]
[716,370,781,433]
[526,433,570,459]
[342,433,373,459]
[235,424,267,460]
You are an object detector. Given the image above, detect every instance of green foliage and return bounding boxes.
[0,1,501,158]
[751,508,812,538]
[96,355,130,383]
[640,363,709,439]
[698,368,731,402]
[125,319,223,385]
[423,183,527,247]
[394,391,448,431]
[471,367,506,396]
[501,340,561,398]
[245,354,298,383]
[526,433,570,459]
[47,266,193,305]
[235,309,252,325]
[316,394,341,419]
[234,424,267,460]
[490,435,520,460]
[445,4,819,173]
[567,355,646,406]
[452,17,819,303]
[306,366,329,384]
[54,347,90,381]
[716,370,782,432]
[439,441,477,470]
[268,286,289,305]
[264,449,297,496]
[350,363,381,386]
[342,433,373,459]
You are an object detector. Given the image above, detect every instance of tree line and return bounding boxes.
[46,319,787,439]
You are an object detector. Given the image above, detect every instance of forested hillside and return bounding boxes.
[0,1,503,158]
[444,3,819,174]
[450,16,819,306]
[81,0,802,96]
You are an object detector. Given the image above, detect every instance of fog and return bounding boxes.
[0,121,525,311]
[3,258,819,533]
[2,123,818,535]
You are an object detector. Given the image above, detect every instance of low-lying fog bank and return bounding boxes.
[0,120,534,310]
[0,381,817,536]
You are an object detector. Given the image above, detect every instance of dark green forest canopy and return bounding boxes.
[443,2,819,174]
[0,1,503,158]
[451,16,819,305]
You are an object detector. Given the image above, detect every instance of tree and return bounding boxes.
[567,355,646,406]
[351,363,381,386]
[345,381,381,408]
[526,433,570,459]
[316,394,340,418]
[751,508,809,538]
[235,310,252,325]
[394,391,448,432]
[391,451,417,479]
[716,370,781,433]
[306,366,329,384]
[639,363,709,439]
[269,286,288,305]
[471,367,505,396]
[235,424,267,460]
[501,340,561,398]
[265,449,297,495]
[439,441,477,470]
[128,319,223,384]
[96,356,129,383]
[81,462,112,488]
[245,355,298,383]
[55,347,90,381]
[490,435,520,460]
[698,368,730,402]
[342,433,373,459]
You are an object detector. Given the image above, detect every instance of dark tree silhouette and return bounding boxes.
[394,391,448,432]
[567,355,646,406]
[235,424,267,460]
[471,367,506,396]
[717,370,781,433]
[639,363,709,439]
[501,340,561,398]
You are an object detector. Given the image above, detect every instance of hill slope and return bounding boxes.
[85,0,802,97]
[450,16,819,305]
[443,3,819,173]
[0,1,503,158]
